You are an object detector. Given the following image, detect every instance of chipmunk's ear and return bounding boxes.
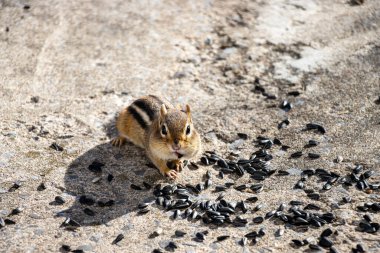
[159,104,168,125]
[185,104,192,122]
[160,104,168,119]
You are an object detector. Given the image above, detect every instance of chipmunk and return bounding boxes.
[112,95,201,179]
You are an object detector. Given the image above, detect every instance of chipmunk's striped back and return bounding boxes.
[114,95,173,148]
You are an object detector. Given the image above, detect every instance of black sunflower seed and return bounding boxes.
[172,210,181,219]
[55,196,65,205]
[277,170,290,176]
[245,231,258,239]
[246,196,258,202]
[137,208,150,215]
[88,161,104,173]
[309,244,323,251]
[363,214,372,222]
[215,185,227,192]
[195,232,206,242]
[290,151,303,158]
[308,153,320,159]
[83,208,95,216]
[8,182,21,192]
[217,159,229,168]
[292,239,304,247]
[217,235,229,242]
[363,170,374,179]
[319,237,333,248]
[239,237,248,246]
[265,210,276,219]
[138,202,149,209]
[251,174,265,181]
[258,228,266,237]
[250,184,263,192]
[175,230,186,237]
[152,249,163,253]
[323,183,332,190]
[107,174,114,182]
[130,184,143,190]
[295,180,304,189]
[189,162,199,170]
[4,219,15,225]
[321,228,333,237]
[254,204,262,211]
[71,250,84,253]
[273,138,282,145]
[281,145,291,151]
[142,181,152,189]
[276,228,284,237]
[50,142,63,151]
[306,123,326,134]
[112,234,124,245]
[290,200,303,206]
[79,195,95,206]
[305,139,319,148]
[201,157,209,165]
[353,165,363,174]
[253,216,264,223]
[278,119,290,129]
[238,133,248,139]
[10,208,22,215]
[216,193,225,201]
[288,91,301,96]
[280,100,292,112]
[37,183,46,191]
[235,184,247,191]
[60,245,71,252]
[308,193,320,200]
[356,244,365,253]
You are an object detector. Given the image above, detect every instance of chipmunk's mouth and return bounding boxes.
[174,152,183,159]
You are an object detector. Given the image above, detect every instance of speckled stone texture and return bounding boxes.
[0,0,379,252]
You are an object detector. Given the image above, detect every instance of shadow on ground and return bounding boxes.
[62,118,164,226]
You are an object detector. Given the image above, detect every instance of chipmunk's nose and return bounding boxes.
[173,139,181,150]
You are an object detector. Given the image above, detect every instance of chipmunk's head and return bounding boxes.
[151,104,200,160]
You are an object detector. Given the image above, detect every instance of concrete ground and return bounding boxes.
[0,0,379,252]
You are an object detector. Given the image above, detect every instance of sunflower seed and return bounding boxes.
[50,142,63,151]
[88,161,104,173]
[319,237,333,248]
[308,153,320,159]
[112,234,124,245]
[253,216,264,223]
[290,151,303,158]
[201,157,209,165]
[37,183,46,191]
[130,184,143,190]
[276,228,284,237]
[321,228,333,237]
[306,123,326,134]
[83,208,95,216]
[54,196,65,205]
[175,230,186,237]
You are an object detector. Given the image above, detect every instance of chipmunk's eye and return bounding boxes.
[161,125,167,135]
[186,125,191,135]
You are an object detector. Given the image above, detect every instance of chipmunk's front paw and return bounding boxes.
[165,170,178,180]
[166,160,183,172]
[111,136,126,147]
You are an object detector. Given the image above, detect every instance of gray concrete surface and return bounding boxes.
[0,0,379,252]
